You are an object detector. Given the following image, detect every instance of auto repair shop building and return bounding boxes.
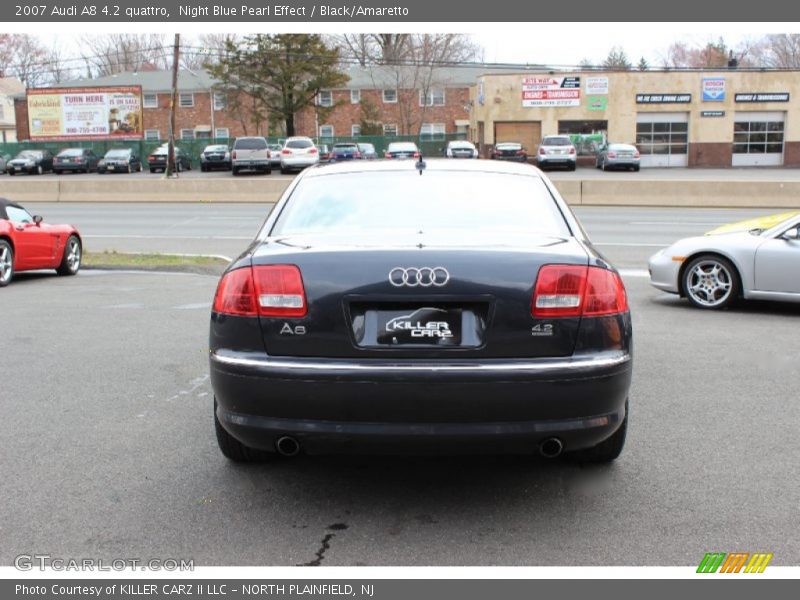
[470,69,800,167]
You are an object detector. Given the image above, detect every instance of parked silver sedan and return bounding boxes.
[596,143,640,171]
[649,212,800,309]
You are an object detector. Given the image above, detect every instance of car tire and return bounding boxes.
[265,168,272,175]
[568,163,576,171]
[201,165,207,172]
[8,171,14,176]
[0,239,13,287]
[232,167,239,176]
[570,403,628,463]
[56,235,81,276]
[214,399,273,462]
[280,167,289,175]
[681,254,740,310]
[633,165,640,172]
[150,168,156,174]
[54,169,61,175]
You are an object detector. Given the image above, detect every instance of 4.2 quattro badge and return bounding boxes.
[389,267,450,287]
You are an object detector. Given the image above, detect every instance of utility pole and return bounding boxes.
[166,33,180,178]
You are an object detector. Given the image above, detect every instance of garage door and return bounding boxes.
[733,111,785,167]
[495,121,541,154]
[636,112,689,168]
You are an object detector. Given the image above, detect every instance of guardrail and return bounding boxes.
[2,177,800,207]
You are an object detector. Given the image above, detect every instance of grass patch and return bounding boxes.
[83,251,229,270]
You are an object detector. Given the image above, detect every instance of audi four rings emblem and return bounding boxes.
[389,267,450,287]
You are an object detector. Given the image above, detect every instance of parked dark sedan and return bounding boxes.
[147,145,191,173]
[491,142,528,162]
[6,150,54,175]
[53,148,99,174]
[97,148,142,174]
[330,142,363,161]
[200,144,232,172]
[210,160,632,463]
[315,144,331,163]
[357,142,378,159]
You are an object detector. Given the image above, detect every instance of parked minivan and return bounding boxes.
[231,136,271,175]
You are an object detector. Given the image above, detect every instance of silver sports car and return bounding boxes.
[649,211,800,309]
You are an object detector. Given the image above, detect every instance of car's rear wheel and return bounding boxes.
[54,169,62,175]
[57,235,81,276]
[214,399,273,462]
[570,403,628,463]
[232,167,239,176]
[633,165,640,172]
[0,240,13,287]
[681,254,739,310]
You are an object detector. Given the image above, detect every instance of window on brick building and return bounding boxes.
[143,94,158,108]
[144,129,160,141]
[350,89,361,104]
[383,124,398,136]
[419,89,445,107]
[351,124,361,137]
[213,93,226,110]
[319,125,334,139]
[383,89,397,103]
[420,123,446,141]
[180,129,195,140]
[215,128,230,139]
[318,91,333,107]
[179,93,194,108]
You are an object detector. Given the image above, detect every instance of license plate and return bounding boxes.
[108,165,116,170]
[377,307,462,346]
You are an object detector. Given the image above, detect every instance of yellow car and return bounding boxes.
[705,211,800,235]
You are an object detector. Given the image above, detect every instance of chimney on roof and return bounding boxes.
[727,50,739,69]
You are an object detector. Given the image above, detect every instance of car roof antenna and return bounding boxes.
[416,156,426,175]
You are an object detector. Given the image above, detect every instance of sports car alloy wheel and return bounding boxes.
[0,241,13,286]
[57,236,81,276]
[683,255,738,309]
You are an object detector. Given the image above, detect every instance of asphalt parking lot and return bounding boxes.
[1,267,798,566]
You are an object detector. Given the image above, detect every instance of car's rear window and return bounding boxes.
[450,142,475,149]
[334,144,359,150]
[59,149,85,157]
[387,143,418,152]
[234,138,268,150]
[205,145,228,152]
[358,144,375,151]
[106,150,131,158]
[496,143,522,150]
[272,171,570,237]
[18,151,43,159]
[286,139,314,149]
[543,137,572,146]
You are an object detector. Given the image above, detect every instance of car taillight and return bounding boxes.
[309,148,318,154]
[385,152,392,158]
[231,151,237,159]
[281,149,291,155]
[213,267,258,316]
[607,151,617,158]
[214,265,307,318]
[634,150,640,158]
[532,265,627,318]
[148,156,155,161]
[75,157,84,163]
[538,148,546,155]
[354,151,361,158]
[413,152,420,158]
[569,147,576,154]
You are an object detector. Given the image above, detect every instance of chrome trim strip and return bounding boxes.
[211,351,631,373]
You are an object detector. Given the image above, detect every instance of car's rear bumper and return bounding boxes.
[211,349,632,454]
[538,156,577,165]
[281,156,319,169]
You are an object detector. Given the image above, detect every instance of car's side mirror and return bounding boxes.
[33,215,43,225]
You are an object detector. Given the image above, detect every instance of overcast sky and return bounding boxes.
[38,26,792,68]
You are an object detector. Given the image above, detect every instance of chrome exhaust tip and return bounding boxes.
[539,437,564,458]
[275,436,301,457]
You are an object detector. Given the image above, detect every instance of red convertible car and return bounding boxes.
[0,198,82,287]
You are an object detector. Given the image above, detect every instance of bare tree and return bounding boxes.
[0,34,49,86]
[336,34,481,135]
[602,46,632,70]
[660,37,753,68]
[749,34,800,68]
[78,34,169,77]
[181,33,241,70]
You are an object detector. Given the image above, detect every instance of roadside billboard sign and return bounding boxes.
[522,76,581,107]
[27,86,144,140]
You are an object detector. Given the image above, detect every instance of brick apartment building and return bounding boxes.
[293,65,503,140]
[12,65,521,144]
[13,69,263,143]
